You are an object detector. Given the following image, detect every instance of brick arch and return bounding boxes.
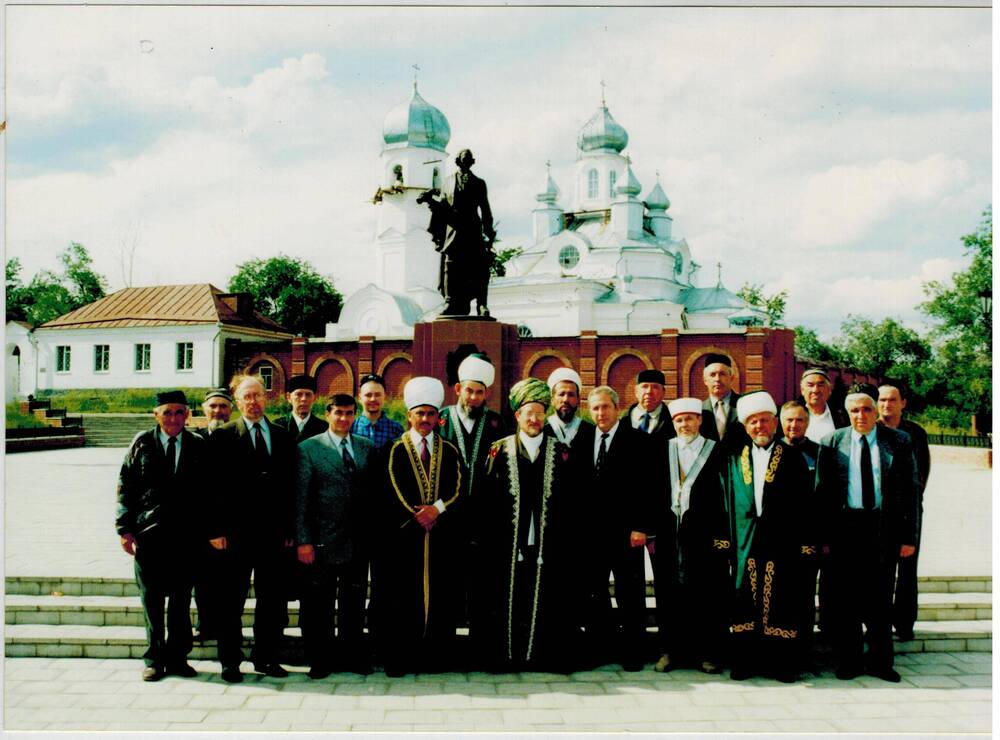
[682,347,742,397]
[601,349,654,408]
[243,353,287,399]
[378,353,414,400]
[309,355,355,398]
[521,349,574,382]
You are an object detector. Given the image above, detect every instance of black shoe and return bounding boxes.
[166,663,197,678]
[385,664,406,678]
[730,665,755,681]
[192,631,216,643]
[621,660,644,672]
[221,667,243,683]
[835,665,862,680]
[895,628,915,642]
[254,663,288,678]
[774,671,798,684]
[308,665,333,680]
[347,659,373,676]
[141,666,165,682]
[867,667,902,683]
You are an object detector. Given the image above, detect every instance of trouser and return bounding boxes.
[830,510,896,673]
[299,555,367,669]
[585,543,646,667]
[731,555,802,676]
[193,542,221,638]
[215,541,290,670]
[893,501,923,634]
[650,545,727,664]
[133,534,194,668]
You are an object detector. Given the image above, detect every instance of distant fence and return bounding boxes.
[928,434,992,449]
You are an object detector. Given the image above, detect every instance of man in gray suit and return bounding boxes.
[816,384,920,683]
[296,393,376,678]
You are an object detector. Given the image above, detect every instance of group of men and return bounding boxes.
[115,351,930,685]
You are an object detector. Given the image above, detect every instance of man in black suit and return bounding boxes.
[699,353,748,450]
[816,384,920,683]
[116,390,207,681]
[878,381,932,642]
[800,368,849,443]
[296,393,376,678]
[207,374,297,683]
[626,369,676,440]
[571,385,650,671]
[274,375,328,443]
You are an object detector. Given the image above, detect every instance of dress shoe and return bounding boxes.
[774,671,798,684]
[384,664,407,678]
[220,667,243,683]
[867,667,902,683]
[308,665,333,680]
[141,666,164,682]
[700,660,722,675]
[653,654,673,673]
[729,665,755,681]
[347,659,373,676]
[254,663,288,678]
[894,628,915,642]
[621,658,644,672]
[835,665,862,680]
[166,663,198,678]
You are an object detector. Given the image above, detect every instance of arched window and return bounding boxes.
[587,169,598,199]
[609,170,617,195]
[432,167,441,189]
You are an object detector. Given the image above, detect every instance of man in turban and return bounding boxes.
[721,391,815,683]
[375,377,465,676]
[473,378,583,673]
[544,367,591,445]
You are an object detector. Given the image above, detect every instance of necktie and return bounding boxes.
[341,442,356,474]
[419,437,431,476]
[253,423,270,468]
[860,436,875,510]
[165,436,177,475]
[596,432,609,476]
[715,400,727,439]
[640,413,651,433]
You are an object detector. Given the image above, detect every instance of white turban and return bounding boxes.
[667,397,702,418]
[736,391,777,423]
[547,367,582,391]
[457,354,495,388]
[403,376,445,410]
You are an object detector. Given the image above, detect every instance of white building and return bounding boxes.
[6,284,291,400]
[327,86,765,340]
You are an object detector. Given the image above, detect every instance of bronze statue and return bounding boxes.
[416,149,496,317]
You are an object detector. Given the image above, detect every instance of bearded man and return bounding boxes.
[544,367,591,445]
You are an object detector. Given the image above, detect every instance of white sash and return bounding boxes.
[668,437,716,521]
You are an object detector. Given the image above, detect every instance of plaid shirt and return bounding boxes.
[350,413,404,451]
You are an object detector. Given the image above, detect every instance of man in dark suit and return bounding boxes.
[207,374,297,683]
[274,375,328,443]
[296,393,376,678]
[699,353,748,450]
[800,368,849,443]
[627,369,676,440]
[816,384,920,683]
[877,381,932,643]
[116,390,207,681]
[571,385,651,671]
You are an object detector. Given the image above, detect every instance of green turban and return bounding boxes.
[509,377,551,412]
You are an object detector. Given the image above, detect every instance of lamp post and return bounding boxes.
[978,289,992,328]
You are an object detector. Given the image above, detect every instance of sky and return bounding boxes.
[5,5,992,337]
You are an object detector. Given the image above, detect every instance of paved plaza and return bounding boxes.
[2,445,994,733]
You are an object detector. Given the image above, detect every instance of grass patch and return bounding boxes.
[36,388,213,414]
[5,404,48,429]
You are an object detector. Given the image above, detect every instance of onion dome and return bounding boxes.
[578,104,629,154]
[536,166,560,204]
[382,84,451,152]
[645,180,670,211]
[615,162,642,197]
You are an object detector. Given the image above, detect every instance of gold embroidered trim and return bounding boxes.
[762,559,798,639]
[741,443,783,486]
[747,557,758,603]
[765,443,782,483]
[733,622,755,633]
[713,539,731,550]
[800,545,817,555]
[741,446,752,485]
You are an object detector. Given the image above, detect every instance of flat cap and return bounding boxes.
[156,390,188,407]
[204,388,232,403]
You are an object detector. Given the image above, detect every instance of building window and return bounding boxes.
[56,346,71,373]
[135,344,151,372]
[432,167,441,190]
[258,364,274,391]
[559,245,580,269]
[587,169,599,199]
[176,342,194,371]
[609,170,617,194]
[94,345,110,373]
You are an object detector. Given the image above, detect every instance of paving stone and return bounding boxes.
[332,682,389,696]
[129,692,196,708]
[904,674,964,689]
[188,694,248,709]
[202,710,267,723]
[300,694,360,710]
[954,673,992,687]
[357,694,415,709]
[262,709,327,725]
[243,693,305,709]
[384,709,445,724]
[830,717,899,732]
[711,720,779,732]
[412,693,474,709]
[501,708,566,725]
[773,718,838,731]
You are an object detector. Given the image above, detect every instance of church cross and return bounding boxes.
[412,63,420,89]
[716,262,723,287]
[600,78,607,106]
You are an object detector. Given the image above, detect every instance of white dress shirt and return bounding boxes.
[519,431,544,462]
[805,405,837,443]
[241,415,272,454]
[546,414,582,444]
[593,421,621,465]
[848,428,882,509]
[328,429,353,458]
[677,435,706,477]
[630,404,662,432]
[751,442,774,516]
[156,427,181,473]
[407,429,446,513]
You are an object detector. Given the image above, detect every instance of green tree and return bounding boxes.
[6,258,28,323]
[490,246,523,278]
[228,255,343,338]
[920,207,992,422]
[5,243,107,327]
[833,315,933,394]
[792,325,844,364]
[60,242,107,306]
[737,282,788,327]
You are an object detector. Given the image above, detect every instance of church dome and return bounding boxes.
[645,181,670,211]
[615,162,642,197]
[578,104,629,153]
[382,85,451,152]
[536,169,560,204]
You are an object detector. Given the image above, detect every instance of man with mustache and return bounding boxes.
[544,367,591,445]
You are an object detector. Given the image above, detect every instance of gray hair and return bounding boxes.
[587,385,619,407]
[844,392,876,411]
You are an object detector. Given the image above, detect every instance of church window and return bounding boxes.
[559,245,580,269]
[587,169,598,199]
[609,170,617,194]
[432,167,441,189]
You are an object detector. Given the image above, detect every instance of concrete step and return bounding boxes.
[80,415,153,447]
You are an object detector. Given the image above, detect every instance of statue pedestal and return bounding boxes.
[413,319,519,409]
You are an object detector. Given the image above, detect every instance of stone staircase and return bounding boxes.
[5,575,991,660]
[80,414,154,447]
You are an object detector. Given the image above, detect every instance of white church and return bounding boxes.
[327,83,765,340]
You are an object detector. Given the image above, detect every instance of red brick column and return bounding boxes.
[291,337,306,376]
[358,336,375,382]
[579,330,598,394]
[660,328,679,400]
[744,329,767,392]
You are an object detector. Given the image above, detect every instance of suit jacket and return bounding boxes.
[570,422,652,545]
[274,413,328,444]
[700,392,750,451]
[295,431,375,564]
[815,425,920,553]
[207,417,297,545]
[626,401,676,441]
[438,405,506,498]
[881,419,931,495]
[116,427,208,545]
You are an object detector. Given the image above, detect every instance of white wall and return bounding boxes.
[5,322,37,400]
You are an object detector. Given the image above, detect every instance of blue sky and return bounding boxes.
[6,5,991,337]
